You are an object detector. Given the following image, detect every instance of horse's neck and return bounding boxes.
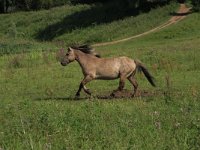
[74,50,91,69]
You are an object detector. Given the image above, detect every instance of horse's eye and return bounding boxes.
[66,53,69,56]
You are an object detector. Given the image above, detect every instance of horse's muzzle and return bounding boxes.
[61,62,67,66]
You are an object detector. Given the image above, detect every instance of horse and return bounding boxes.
[61,45,155,97]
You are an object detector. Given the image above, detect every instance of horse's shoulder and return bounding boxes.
[118,56,131,60]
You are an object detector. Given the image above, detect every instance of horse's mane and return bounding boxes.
[70,44,101,58]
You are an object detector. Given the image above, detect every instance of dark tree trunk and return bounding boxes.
[178,0,185,4]
[5,0,9,12]
[0,0,5,13]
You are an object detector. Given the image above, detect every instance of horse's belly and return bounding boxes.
[96,76,118,80]
[95,60,121,80]
[95,72,119,80]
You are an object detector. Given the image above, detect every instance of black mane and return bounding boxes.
[71,44,93,52]
[70,44,100,58]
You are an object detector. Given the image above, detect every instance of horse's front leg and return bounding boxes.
[75,75,93,97]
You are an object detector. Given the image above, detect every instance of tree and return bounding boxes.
[0,0,15,13]
[191,0,200,11]
[0,0,5,13]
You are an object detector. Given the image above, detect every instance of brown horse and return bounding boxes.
[61,45,155,97]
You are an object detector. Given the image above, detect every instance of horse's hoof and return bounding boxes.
[88,95,94,100]
[75,93,80,99]
[131,94,135,98]
[110,93,115,97]
[85,89,91,96]
[131,93,137,98]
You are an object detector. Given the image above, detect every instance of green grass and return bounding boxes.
[0,3,200,150]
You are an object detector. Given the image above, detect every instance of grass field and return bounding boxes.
[0,2,200,150]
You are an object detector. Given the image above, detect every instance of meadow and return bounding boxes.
[0,2,200,150]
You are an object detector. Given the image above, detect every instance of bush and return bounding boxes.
[0,0,173,12]
[15,0,71,10]
[8,54,24,68]
[191,0,200,12]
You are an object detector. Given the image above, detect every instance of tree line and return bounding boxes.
[0,0,71,13]
[0,0,199,13]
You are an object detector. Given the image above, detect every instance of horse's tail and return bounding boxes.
[134,59,156,87]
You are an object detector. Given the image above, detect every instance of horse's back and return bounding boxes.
[99,56,136,70]
[119,56,136,68]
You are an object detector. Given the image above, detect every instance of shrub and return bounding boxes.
[191,0,200,12]
[7,21,18,38]
[8,54,24,68]
[15,0,71,11]
[1,0,173,12]
[55,49,65,62]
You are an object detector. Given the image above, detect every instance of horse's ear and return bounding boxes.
[68,47,73,51]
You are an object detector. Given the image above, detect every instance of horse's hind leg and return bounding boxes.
[128,75,138,97]
[75,75,93,97]
[83,85,91,96]
[111,75,126,97]
[118,76,126,91]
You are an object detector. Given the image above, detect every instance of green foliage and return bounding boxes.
[0,0,4,13]
[8,54,24,68]
[14,0,71,10]
[191,0,200,11]
[0,0,173,12]
[7,21,18,38]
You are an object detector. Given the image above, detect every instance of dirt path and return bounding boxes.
[92,4,190,47]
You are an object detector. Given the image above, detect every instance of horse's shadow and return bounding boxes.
[34,89,158,101]
[34,96,86,101]
[170,11,192,16]
[34,95,127,101]
[34,96,117,101]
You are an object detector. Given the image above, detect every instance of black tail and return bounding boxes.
[135,59,156,87]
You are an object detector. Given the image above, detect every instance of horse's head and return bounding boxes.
[61,47,76,66]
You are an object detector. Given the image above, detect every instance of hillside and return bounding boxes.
[0,2,178,55]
